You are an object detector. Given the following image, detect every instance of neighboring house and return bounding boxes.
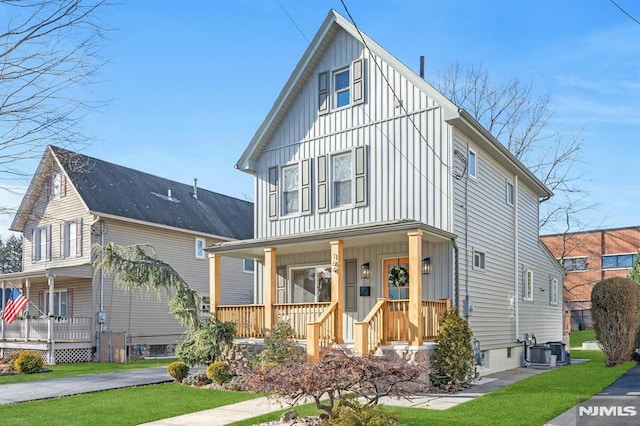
[0,146,253,363]
[542,226,640,330]
[207,10,564,374]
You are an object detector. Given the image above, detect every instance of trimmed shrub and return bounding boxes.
[591,276,639,366]
[327,396,399,425]
[252,321,301,367]
[167,361,190,382]
[176,318,236,365]
[15,350,44,374]
[206,361,231,384]
[429,310,477,391]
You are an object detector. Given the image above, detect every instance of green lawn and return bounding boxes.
[0,383,260,426]
[231,349,634,426]
[0,358,176,384]
[570,329,597,348]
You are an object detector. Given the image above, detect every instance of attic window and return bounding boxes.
[334,68,350,108]
[151,190,181,203]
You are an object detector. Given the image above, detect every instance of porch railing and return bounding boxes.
[274,302,330,339]
[354,298,387,355]
[306,301,338,362]
[215,305,266,338]
[355,298,451,355]
[2,317,92,341]
[422,299,451,340]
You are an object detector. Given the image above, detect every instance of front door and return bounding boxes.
[383,257,409,341]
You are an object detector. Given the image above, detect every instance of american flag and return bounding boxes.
[4,288,29,324]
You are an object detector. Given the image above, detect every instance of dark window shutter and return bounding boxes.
[46,225,52,261]
[45,176,51,200]
[268,166,278,221]
[277,266,286,303]
[31,228,37,262]
[60,222,65,259]
[76,218,83,256]
[317,155,328,213]
[345,259,357,312]
[301,159,311,215]
[352,59,364,105]
[67,289,73,317]
[354,146,367,207]
[318,71,329,115]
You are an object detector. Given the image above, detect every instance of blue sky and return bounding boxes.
[1,0,639,238]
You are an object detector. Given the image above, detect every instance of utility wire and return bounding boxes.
[275,0,310,42]
[610,0,640,25]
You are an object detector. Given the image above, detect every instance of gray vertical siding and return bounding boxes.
[254,28,453,239]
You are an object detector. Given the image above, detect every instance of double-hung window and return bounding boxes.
[473,251,486,270]
[506,180,514,205]
[524,269,533,301]
[468,149,477,179]
[550,278,559,305]
[64,221,79,258]
[334,68,350,108]
[282,164,300,215]
[33,226,49,262]
[46,290,68,317]
[332,152,352,207]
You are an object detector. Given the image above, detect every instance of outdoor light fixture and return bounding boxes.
[361,262,370,279]
[422,257,432,275]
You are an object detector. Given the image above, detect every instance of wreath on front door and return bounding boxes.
[388,265,409,287]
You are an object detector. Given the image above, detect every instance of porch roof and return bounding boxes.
[0,265,93,286]
[205,220,456,258]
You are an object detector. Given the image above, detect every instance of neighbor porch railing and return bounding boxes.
[354,298,450,355]
[2,317,92,341]
[306,301,338,361]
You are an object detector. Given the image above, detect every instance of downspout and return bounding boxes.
[452,239,459,312]
[514,175,520,341]
[100,220,105,332]
[464,145,470,319]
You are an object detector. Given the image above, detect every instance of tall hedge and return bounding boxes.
[591,277,640,366]
[429,310,476,390]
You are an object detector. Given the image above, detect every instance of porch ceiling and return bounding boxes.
[206,220,456,259]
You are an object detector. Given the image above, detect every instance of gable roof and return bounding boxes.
[235,9,551,199]
[11,146,253,240]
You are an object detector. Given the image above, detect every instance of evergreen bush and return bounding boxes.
[326,396,399,425]
[167,361,190,382]
[429,310,477,391]
[591,276,639,366]
[15,350,44,374]
[206,361,231,384]
[252,321,301,367]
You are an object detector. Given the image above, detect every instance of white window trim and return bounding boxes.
[473,250,486,271]
[243,259,255,273]
[506,179,514,206]
[35,227,47,262]
[288,264,332,303]
[468,148,477,179]
[281,162,301,216]
[550,277,559,305]
[64,220,79,258]
[524,269,534,301]
[51,172,62,199]
[330,149,354,210]
[45,289,68,317]
[195,237,206,259]
[333,66,351,110]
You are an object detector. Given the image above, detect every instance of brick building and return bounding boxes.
[541,226,640,329]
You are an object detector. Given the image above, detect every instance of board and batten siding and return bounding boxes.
[22,169,93,273]
[95,219,252,346]
[254,240,452,342]
[452,131,562,350]
[253,27,453,239]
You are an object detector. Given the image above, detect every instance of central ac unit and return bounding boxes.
[529,345,551,365]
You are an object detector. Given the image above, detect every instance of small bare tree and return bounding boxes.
[0,0,107,215]
[435,63,592,233]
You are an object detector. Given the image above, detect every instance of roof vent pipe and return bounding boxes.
[419,55,425,79]
[168,189,172,198]
[193,178,198,199]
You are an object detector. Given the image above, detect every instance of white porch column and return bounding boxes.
[408,230,424,346]
[209,253,221,315]
[24,279,31,341]
[46,271,56,365]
